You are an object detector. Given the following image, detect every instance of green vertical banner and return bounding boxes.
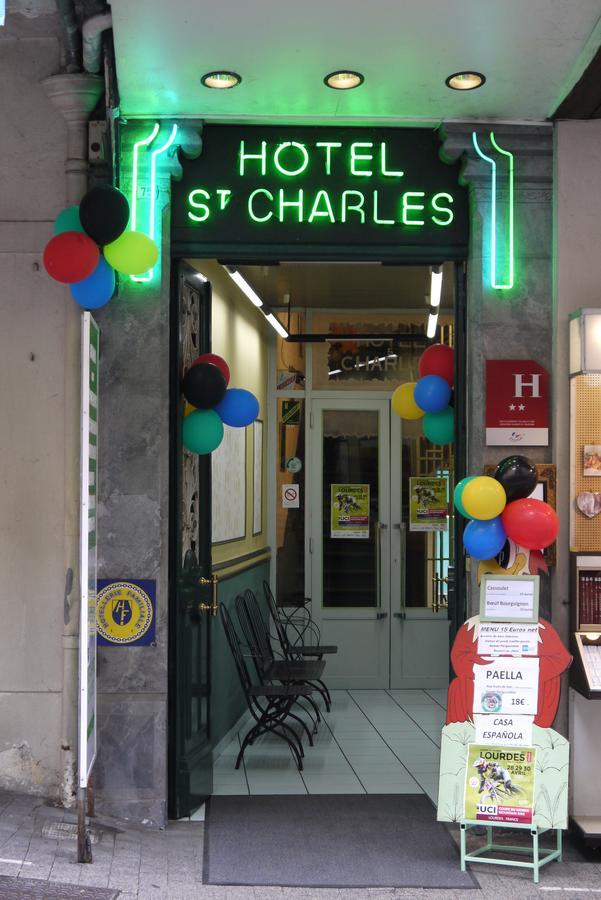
[409,476,448,532]
[79,312,99,788]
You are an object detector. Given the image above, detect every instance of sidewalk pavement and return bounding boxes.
[0,790,600,900]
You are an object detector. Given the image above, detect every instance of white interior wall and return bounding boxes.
[0,10,68,797]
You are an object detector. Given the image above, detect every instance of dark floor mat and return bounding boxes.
[0,877,119,899]
[204,793,478,889]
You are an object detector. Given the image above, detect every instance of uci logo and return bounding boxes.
[477,803,498,815]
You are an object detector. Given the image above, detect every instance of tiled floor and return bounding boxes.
[213,688,446,802]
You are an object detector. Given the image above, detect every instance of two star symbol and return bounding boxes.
[509,403,526,411]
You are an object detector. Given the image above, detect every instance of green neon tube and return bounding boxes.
[472,132,497,289]
[130,122,159,232]
[489,131,514,290]
[131,123,178,283]
[472,131,514,291]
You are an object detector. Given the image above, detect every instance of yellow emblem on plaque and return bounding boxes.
[96,581,154,644]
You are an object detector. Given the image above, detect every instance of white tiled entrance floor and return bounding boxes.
[214,689,445,801]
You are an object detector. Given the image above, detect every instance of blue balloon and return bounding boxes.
[70,256,115,309]
[215,388,259,427]
[414,374,452,414]
[463,516,507,561]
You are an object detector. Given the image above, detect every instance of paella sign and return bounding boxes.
[96,579,156,646]
[473,657,539,716]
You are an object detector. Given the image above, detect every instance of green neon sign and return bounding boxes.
[171,125,470,260]
[472,131,515,290]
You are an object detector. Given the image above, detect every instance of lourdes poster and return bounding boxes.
[330,484,370,539]
[409,477,448,532]
[463,743,536,825]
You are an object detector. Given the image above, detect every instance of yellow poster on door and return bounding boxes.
[409,476,448,532]
[331,484,370,539]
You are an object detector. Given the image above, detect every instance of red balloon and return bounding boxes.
[191,353,230,386]
[43,232,99,284]
[501,498,559,550]
[419,344,454,386]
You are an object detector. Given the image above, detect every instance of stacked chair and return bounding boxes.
[220,587,338,772]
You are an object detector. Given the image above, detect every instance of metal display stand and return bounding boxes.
[460,820,562,883]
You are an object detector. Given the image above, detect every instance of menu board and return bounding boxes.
[477,622,540,657]
[473,657,539,716]
[480,575,539,623]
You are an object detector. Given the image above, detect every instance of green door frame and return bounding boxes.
[168,261,214,819]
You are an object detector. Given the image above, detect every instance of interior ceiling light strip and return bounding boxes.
[264,311,289,339]
[226,268,263,306]
[472,131,514,291]
[430,266,443,307]
[426,312,438,338]
[132,123,178,284]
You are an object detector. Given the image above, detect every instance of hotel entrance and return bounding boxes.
[168,123,469,812]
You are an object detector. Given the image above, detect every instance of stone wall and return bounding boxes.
[0,8,69,800]
[443,125,555,619]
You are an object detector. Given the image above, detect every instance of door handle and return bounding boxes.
[198,574,219,617]
[397,522,406,620]
[375,522,387,615]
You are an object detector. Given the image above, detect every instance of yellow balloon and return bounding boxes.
[462,476,506,520]
[184,402,196,417]
[391,382,425,420]
[104,231,158,275]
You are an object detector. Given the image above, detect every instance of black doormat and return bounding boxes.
[0,877,118,899]
[204,794,478,889]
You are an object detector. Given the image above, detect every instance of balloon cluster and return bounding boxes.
[42,186,159,309]
[392,344,454,445]
[182,353,259,455]
[454,455,559,561]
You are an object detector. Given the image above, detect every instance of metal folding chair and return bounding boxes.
[263,581,337,710]
[219,605,312,771]
[235,590,326,728]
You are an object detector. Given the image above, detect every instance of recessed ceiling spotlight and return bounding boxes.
[445,71,485,91]
[201,71,241,90]
[324,70,364,90]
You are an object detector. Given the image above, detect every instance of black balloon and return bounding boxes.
[493,455,537,503]
[79,186,130,246]
[183,363,227,410]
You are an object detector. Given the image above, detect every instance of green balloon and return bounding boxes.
[53,205,84,235]
[423,406,454,445]
[104,230,158,275]
[182,409,224,455]
[454,475,476,518]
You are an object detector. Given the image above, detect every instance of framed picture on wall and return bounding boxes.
[212,425,246,543]
[483,463,557,566]
[253,420,263,536]
[583,445,601,476]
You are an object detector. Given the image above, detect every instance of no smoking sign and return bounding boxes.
[282,484,300,508]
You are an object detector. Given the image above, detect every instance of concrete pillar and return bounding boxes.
[40,73,104,807]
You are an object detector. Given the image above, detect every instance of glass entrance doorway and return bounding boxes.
[309,397,451,690]
[263,261,462,693]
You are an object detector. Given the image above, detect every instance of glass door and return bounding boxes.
[310,398,391,688]
[389,411,451,690]
[309,396,451,691]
